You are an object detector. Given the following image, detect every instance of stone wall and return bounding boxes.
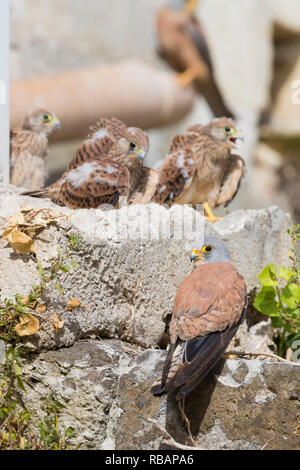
[0,185,299,449]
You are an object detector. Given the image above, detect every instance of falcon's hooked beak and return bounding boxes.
[137,148,147,161]
[228,129,244,146]
[51,117,61,129]
[184,0,198,15]
[190,249,204,263]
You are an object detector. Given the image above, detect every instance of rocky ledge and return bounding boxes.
[0,185,298,450]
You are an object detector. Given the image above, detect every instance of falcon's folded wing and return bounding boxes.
[130,167,159,205]
[216,155,245,208]
[152,148,197,204]
[59,160,130,209]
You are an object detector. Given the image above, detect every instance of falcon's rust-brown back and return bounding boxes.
[171,261,246,342]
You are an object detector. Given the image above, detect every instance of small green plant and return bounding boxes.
[0,234,83,449]
[0,345,28,450]
[254,225,300,359]
[0,351,77,450]
[38,394,77,450]
[0,236,80,342]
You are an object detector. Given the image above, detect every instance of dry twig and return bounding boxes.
[225,350,300,366]
[148,419,204,451]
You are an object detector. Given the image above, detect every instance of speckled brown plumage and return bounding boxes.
[156,2,234,117]
[152,117,245,210]
[151,241,247,400]
[70,118,130,170]
[23,118,155,208]
[10,108,60,190]
[58,160,130,209]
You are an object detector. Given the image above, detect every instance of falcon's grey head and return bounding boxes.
[190,236,232,264]
[168,0,198,13]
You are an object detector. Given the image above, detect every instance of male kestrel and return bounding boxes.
[156,0,233,117]
[23,118,157,208]
[152,117,245,222]
[10,109,61,190]
[151,237,247,401]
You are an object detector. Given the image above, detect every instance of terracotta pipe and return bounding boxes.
[10,60,196,142]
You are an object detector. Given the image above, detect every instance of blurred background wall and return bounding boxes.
[10,0,300,220]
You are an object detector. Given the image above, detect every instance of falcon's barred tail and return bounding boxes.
[151,339,182,396]
[22,189,52,199]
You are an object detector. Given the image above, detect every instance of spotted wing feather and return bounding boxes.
[59,160,130,209]
[153,148,197,204]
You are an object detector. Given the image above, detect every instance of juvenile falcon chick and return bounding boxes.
[10,108,61,190]
[152,117,245,222]
[23,119,155,209]
[151,237,247,401]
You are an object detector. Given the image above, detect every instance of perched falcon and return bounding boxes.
[152,117,245,222]
[152,237,247,401]
[156,0,233,117]
[23,118,156,208]
[10,109,61,190]
[49,159,130,209]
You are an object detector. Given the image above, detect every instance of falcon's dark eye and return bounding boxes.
[43,114,50,121]
[225,127,231,133]
[202,245,213,254]
[130,142,136,150]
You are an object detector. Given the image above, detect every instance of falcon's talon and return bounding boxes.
[203,203,222,224]
[205,215,223,224]
[176,68,199,88]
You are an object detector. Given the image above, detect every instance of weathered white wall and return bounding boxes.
[0,0,10,184]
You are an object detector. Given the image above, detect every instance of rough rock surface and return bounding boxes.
[0,186,292,352]
[20,339,300,450]
[0,186,298,450]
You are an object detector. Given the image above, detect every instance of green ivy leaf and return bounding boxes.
[270,316,283,328]
[253,286,279,316]
[277,267,295,280]
[281,284,300,309]
[258,264,278,287]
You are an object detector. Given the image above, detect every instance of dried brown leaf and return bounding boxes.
[52,315,64,333]
[15,314,39,337]
[35,304,46,314]
[3,228,35,254]
[67,298,82,311]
